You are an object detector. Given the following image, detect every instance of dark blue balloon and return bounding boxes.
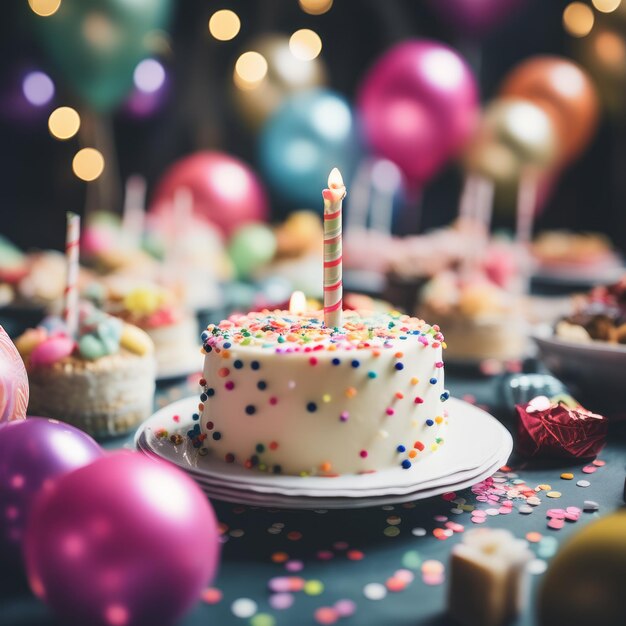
[259,89,360,209]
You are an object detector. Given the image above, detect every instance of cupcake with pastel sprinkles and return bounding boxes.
[15,305,156,438]
[197,308,448,476]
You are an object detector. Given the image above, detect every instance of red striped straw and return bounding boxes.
[323,168,346,329]
[64,211,80,338]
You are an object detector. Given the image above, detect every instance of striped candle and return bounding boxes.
[322,168,346,329]
[64,211,81,338]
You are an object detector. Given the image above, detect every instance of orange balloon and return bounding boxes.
[499,56,599,163]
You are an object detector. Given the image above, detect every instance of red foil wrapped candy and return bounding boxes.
[516,395,607,460]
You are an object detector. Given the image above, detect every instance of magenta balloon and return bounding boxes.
[428,0,528,38]
[24,452,219,626]
[0,326,29,424]
[0,417,103,563]
[151,151,269,237]
[357,40,479,186]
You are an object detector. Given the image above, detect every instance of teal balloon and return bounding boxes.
[31,0,172,112]
[228,223,277,280]
[259,89,359,209]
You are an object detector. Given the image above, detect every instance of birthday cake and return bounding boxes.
[196,309,448,476]
[16,307,156,437]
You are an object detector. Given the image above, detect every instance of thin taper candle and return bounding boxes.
[64,212,81,338]
[323,168,346,328]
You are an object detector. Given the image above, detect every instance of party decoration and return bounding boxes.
[0,417,102,562]
[259,89,359,208]
[64,212,80,338]
[233,34,327,130]
[228,222,277,279]
[465,98,559,188]
[539,510,626,626]
[151,151,269,237]
[427,0,528,38]
[515,394,608,459]
[357,40,479,189]
[322,168,345,328]
[24,453,220,626]
[0,326,29,424]
[30,0,172,111]
[499,56,599,164]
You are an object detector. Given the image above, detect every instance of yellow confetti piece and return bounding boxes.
[560,473,574,480]
[384,526,400,537]
[303,579,324,595]
[546,491,562,498]
[537,484,551,491]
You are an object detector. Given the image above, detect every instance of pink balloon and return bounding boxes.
[428,0,528,38]
[357,40,479,187]
[151,151,269,237]
[24,452,220,626]
[0,326,29,424]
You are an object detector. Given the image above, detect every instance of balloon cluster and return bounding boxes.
[464,56,599,210]
[30,0,173,112]
[0,335,220,626]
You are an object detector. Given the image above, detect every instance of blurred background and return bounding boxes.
[2,0,626,253]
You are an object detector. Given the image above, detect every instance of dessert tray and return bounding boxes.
[135,397,512,508]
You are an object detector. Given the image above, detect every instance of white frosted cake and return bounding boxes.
[196,309,449,476]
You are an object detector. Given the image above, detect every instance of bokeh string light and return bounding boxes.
[208,9,241,41]
[234,51,268,90]
[299,0,333,16]
[72,148,105,182]
[48,107,80,140]
[133,58,166,93]
[289,29,323,61]
[563,2,595,38]
[22,71,54,106]
[592,0,622,13]
[28,0,61,17]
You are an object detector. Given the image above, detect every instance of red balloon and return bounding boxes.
[357,40,479,187]
[151,151,269,237]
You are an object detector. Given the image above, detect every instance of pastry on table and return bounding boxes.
[16,305,156,438]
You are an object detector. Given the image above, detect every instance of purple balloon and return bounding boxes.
[357,40,479,188]
[428,0,528,38]
[24,452,220,626]
[0,417,103,564]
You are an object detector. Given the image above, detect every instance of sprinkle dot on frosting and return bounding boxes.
[212,432,221,440]
[306,402,317,413]
[251,360,260,370]
[430,377,438,385]
[395,363,404,371]
[218,367,229,378]
[351,359,360,368]
[359,450,368,458]
[396,444,406,453]
[257,380,267,390]
[234,359,243,369]
[245,405,256,415]
[426,419,434,426]
[225,381,234,390]
[367,371,377,379]
[340,411,349,422]
[206,387,215,397]
[332,358,341,366]
[401,460,412,469]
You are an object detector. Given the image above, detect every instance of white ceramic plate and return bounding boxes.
[533,327,626,396]
[135,397,512,506]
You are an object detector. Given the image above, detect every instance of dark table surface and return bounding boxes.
[2,364,625,626]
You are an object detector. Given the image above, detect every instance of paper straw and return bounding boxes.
[64,212,80,338]
[323,168,346,329]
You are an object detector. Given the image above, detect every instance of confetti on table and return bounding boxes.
[560,473,573,480]
[577,480,591,488]
[583,500,599,511]
[232,598,258,618]
[527,559,548,575]
[363,583,387,600]
[546,491,561,498]
[201,588,223,604]
[250,614,275,626]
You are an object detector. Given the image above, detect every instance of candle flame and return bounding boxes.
[328,167,344,189]
[289,290,307,315]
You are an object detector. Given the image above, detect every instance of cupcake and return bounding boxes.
[99,281,202,377]
[16,307,156,437]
